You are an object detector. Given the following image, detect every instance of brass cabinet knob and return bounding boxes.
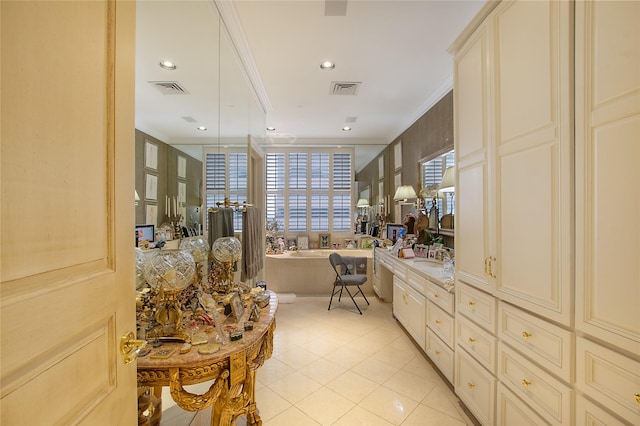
[435,319,441,325]
[468,337,477,344]
[434,293,440,298]
[468,382,475,389]
[435,350,441,356]
[521,379,532,388]
[522,331,532,339]
[468,301,476,307]
[635,393,640,404]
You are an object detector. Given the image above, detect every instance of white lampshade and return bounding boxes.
[356,198,369,207]
[394,185,417,201]
[438,166,455,193]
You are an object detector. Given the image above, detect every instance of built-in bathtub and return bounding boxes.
[265,249,374,296]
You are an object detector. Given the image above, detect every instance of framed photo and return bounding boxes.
[177,156,187,179]
[286,237,297,249]
[144,140,158,170]
[332,242,341,249]
[394,141,402,171]
[360,237,374,249]
[414,244,429,258]
[145,174,158,201]
[344,238,358,249]
[297,235,309,250]
[319,234,330,249]
[228,292,245,322]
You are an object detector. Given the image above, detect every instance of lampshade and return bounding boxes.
[419,184,443,199]
[135,190,140,201]
[356,198,369,207]
[438,166,455,193]
[394,185,417,201]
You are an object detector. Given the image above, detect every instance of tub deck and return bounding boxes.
[265,249,374,296]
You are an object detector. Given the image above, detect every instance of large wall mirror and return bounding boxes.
[134,2,266,236]
[418,149,455,235]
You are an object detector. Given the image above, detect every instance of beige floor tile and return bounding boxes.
[263,406,321,426]
[421,385,467,422]
[323,345,369,369]
[325,370,379,403]
[401,403,467,426]
[296,387,356,425]
[297,357,347,385]
[351,357,400,384]
[274,346,321,370]
[371,345,417,369]
[383,369,439,401]
[253,386,292,422]
[256,357,296,386]
[267,370,323,404]
[333,406,394,426]
[358,386,420,425]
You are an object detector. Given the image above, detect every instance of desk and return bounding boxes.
[137,293,278,426]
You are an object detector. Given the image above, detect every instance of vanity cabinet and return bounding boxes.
[392,275,425,350]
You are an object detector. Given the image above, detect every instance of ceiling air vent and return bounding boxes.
[149,81,189,95]
[330,81,361,96]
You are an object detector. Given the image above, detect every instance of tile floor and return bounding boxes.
[160,296,478,426]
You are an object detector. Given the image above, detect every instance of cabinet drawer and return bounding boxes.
[455,347,496,426]
[576,394,632,426]
[456,281,497,333]
[576,337,640,425]
[498,343,573,425]
[425,328,454,384]
[426,300,454,348]
[426,278,455,314]
[498,302,573,382]
[407,269,427,295]
[456,314,497,374]
[496,382,549,426]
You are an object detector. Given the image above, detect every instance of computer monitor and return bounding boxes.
[386,223,404,244]
[135,224,154,247]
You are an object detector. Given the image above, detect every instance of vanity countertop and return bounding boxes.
[375,247,454,293]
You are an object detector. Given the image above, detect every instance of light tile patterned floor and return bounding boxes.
[160,296,478,426]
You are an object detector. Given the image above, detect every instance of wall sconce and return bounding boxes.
[393,185,417,205]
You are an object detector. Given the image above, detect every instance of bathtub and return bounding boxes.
[265,249,374,296]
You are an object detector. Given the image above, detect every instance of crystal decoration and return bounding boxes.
[143,249,195,293]
[211,237,242,263]
[135,248,148,290]
[179,236,210,264]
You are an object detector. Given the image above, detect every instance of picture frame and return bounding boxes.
[414,244,429,258]
[144,140,158,170]
[319,234,330,249]
[145,173,158,201]
[228,292,245,322]
[344,238,358,249]
[286,237,297,249]
[332,242,341,249]
[360,237,374,249]
[297,235,309,249]
[394,141,402,171]
[177,156,187,179]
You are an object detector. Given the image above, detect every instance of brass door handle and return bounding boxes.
[484,257,489,277]
[120,331,147,365]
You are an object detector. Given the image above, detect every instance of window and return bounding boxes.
[204,148,247,232]
[421,150,455,219]
[265,148,353,234]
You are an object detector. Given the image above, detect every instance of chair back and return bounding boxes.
[329,253,346,276]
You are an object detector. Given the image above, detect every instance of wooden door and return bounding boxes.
[1,1,137,424]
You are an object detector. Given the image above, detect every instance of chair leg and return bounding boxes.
[328,284,337,310]
[343,286,363,315]
[356,286,370,305]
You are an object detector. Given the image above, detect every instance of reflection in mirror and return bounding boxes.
[418,150,455,232]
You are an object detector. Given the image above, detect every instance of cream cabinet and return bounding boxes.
[392,275,425,349]
[454,0,573,326]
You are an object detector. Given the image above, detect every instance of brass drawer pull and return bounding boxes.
[434,293,440,298]
[635,393,640,404]
[435,319,441,325]
[484,257,490,277]
[468,337,476,344]
[435,350,441,356]
[468,301,476,307]
[522,331,532,339]
[521,379,532,388]
[468,382,475,389]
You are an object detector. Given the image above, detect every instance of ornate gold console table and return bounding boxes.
[137,293,278,426]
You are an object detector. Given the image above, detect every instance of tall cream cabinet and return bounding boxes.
[574,1,640,424]
[452,0,639,425]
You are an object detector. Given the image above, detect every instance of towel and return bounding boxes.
[208,207,235,247]
[342,256,367,275]
[241,207,264,281]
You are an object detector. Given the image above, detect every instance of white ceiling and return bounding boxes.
[135,0,485,172]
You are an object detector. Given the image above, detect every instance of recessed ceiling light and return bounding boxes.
[320,61,335,70]
[266,127,276,131]
[342,126,351,131]
[159,60,177,70]
[197,126,207,131]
